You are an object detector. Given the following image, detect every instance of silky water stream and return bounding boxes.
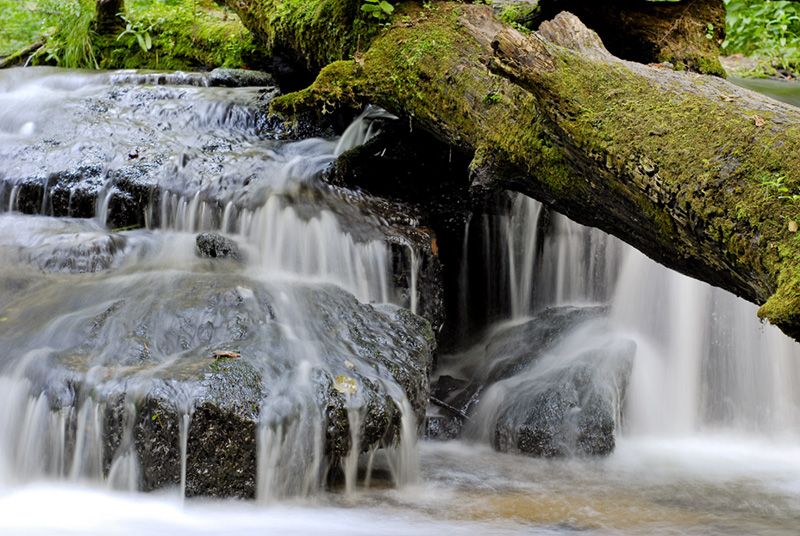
[0,67,798,535]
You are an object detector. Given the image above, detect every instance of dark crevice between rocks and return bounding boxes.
[321,117,490,353]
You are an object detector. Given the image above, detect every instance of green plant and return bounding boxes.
[117,14,155,53]
[42,0,98,68]
[705,23,716,41]
[759,172,800,201]
[723,0,800,76]
[484,91,501,105]
[361,0,394,21]
[0,0,53,56]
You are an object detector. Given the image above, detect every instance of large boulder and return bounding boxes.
[0,268,434,498]
[430,306,634,456]
[487,330,635,457]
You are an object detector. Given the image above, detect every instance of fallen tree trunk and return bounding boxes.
[225,0,800,341]
[0,39,45,69]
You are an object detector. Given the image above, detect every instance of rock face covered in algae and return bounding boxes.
[223,0,800,343]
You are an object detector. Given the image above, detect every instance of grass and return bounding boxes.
[723,0,800,78]
[0,0,259,70]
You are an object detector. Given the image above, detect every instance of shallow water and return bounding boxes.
[731,76,800,108]
[1,438,799,535]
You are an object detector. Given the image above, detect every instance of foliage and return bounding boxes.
[759,172,800,202]
[43,0,98,68]
[100,0,260,69]
[0,0,258,70]
[723,0,800,77]
[361,0,394,21]
[0,0,97,66]
[0,0,53,57]
[117,14,154,53]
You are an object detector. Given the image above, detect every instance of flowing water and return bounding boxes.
[0,67,799,535]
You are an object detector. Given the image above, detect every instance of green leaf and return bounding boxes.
[136,33,146,52]
[379,1,394,14]
[144,32,152,51]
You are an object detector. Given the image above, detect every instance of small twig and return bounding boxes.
[430,396,471,421]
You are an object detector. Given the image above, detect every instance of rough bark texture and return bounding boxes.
[95,0,125,35]
[223,0,800,341]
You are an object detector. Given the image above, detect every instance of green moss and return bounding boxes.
[224,0,379,72]
[272,2,574,195]
[25,0,257,70]
[271,59,367,118]
[759,263,800,339]
[97,0,258,70]
[537,43,800,319]
[658,51,726,78]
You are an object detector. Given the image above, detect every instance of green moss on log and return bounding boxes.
[257,1,800,340]
[96,0,259,70]
[225,0,378,71]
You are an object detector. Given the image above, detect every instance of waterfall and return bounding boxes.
[614,245,800,438]
[457,192,800,443]
[0,70,424,500]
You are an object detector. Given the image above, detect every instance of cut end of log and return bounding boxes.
[538,11,611,59]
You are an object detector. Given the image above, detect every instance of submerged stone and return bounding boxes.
[208,68,276,87]
[486,319,635,457]
[434,306,633,456]
[196,232,242,261]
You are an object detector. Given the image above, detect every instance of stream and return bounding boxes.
[0,67,799,535]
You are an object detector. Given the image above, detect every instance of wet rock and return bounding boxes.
[4,272,434,498]
[485,317,635,457]
[434,306,632,456]
[208,68,275,87]
[483,306,607,383]
[324,120,472,338]
[0,214,128,273]
[491,337,634,457]
[423,414,463,441]
[196,232,242,261]
[0,69,281,227]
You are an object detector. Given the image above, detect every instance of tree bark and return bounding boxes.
[224,0,800,341]
[95,0,125,35]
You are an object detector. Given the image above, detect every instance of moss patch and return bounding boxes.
[97,0,259,70]
[222,0,380,72]
[19,0,258,70]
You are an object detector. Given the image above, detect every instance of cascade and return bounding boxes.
[451,192,800,447]
[0,69,423,499]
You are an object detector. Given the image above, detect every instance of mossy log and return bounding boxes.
[0,40,45,69]
[224,0,800,341]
